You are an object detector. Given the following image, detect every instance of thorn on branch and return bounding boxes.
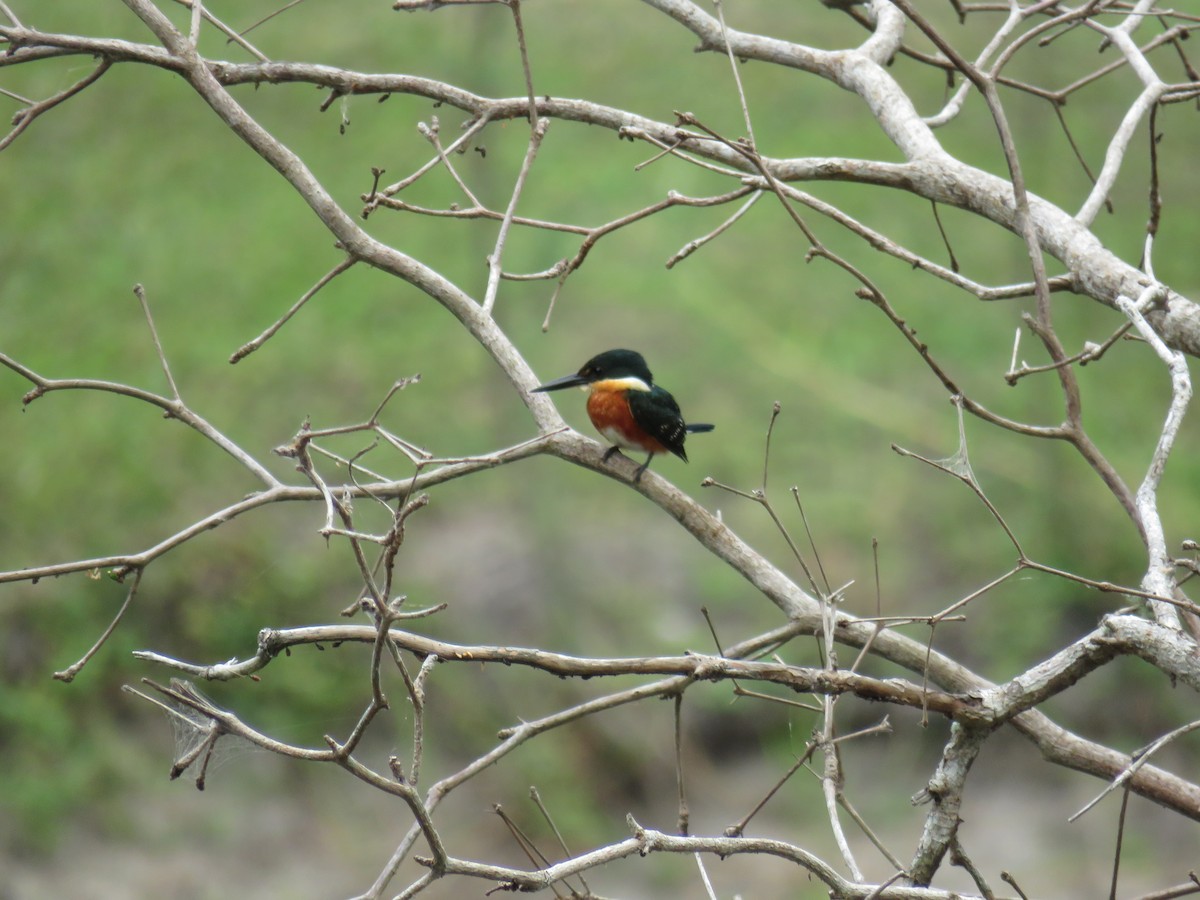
[389,755,407,783]
[319,89,342,113]
[1000,870,1030,899]
[110,565,136,583]
[367,166,385,204]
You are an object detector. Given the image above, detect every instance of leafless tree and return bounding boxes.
[3,1,1200,898]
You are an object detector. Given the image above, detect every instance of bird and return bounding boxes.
[533,348,715,482]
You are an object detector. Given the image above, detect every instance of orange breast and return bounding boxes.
[586,386,668,453]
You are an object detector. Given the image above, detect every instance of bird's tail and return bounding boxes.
[685,423,715,433]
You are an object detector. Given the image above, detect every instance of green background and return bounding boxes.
[2,2,1199,896]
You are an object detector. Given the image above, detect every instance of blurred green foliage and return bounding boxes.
[2,0,1200,892]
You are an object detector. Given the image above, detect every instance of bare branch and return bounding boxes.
[0,57,111,151]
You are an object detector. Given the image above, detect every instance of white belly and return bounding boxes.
[599,425,639,450]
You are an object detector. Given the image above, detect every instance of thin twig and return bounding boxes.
[1,58,112,152]
[482,117,549,314]
[1071,718,1200,822]
[230,257,356,363]
[133,284,181,401]
[54,568,145,682]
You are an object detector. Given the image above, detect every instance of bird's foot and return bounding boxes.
[633,455,653,483]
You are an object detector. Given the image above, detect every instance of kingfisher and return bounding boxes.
[533,348,715,482]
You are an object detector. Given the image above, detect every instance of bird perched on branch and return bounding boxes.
[533,348,715,482]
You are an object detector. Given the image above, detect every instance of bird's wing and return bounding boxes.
[628,387,688,460]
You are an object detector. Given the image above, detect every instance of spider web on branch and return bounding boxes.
[124,681,261,789]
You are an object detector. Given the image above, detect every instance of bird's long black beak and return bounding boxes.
[532,372,589,392]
